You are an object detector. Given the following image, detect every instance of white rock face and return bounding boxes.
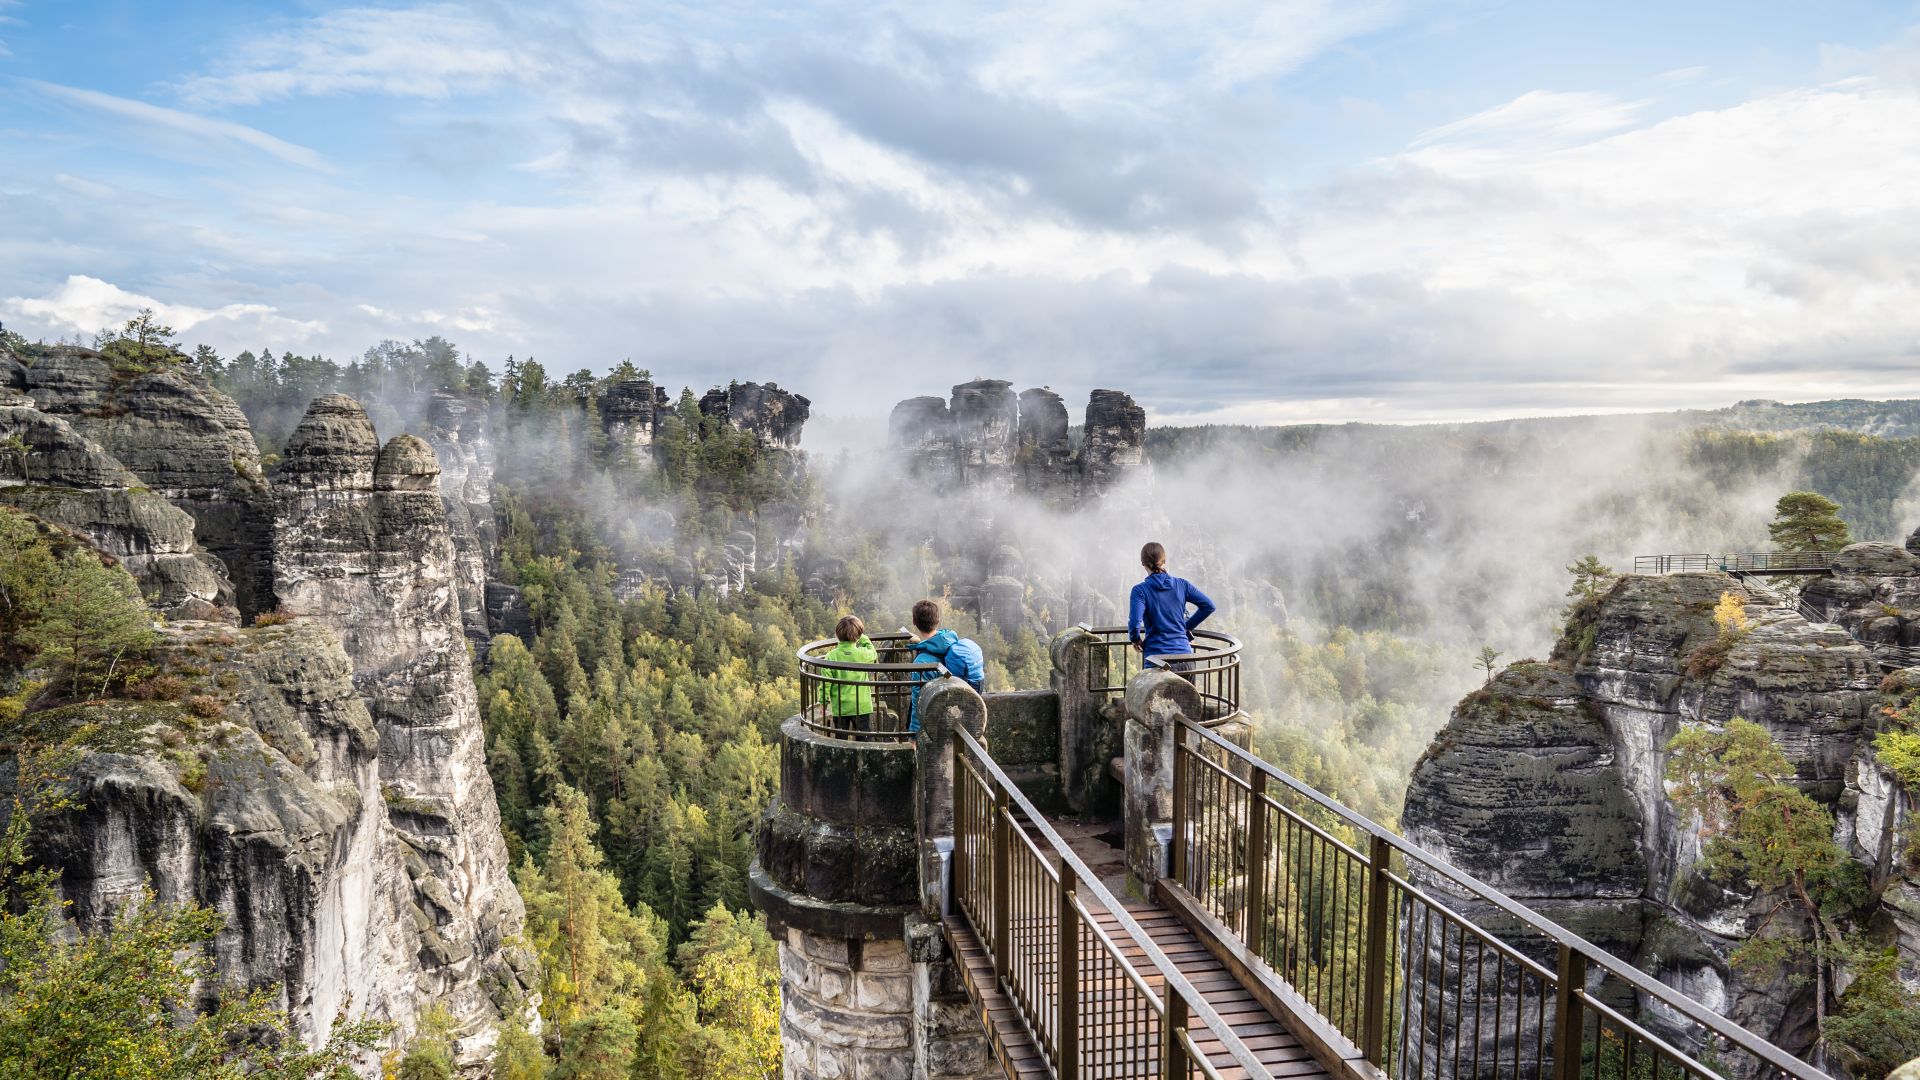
[37,622,420,1057]
[272,395,533,1064]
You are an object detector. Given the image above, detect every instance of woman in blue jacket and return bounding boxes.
[1128,541,1216,666]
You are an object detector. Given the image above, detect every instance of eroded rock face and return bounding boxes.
[1405,572,1880,1065]
[17,346,278,616]
[891,381,1147,501]
[600,378,665,448]
[0,394,233,619]
[419,393,499,652]
[32,622,419,1054]
[1080,388,1146,496]
[1804,541,1920,647]
[700,381,811,449]
[272,396,530,1064]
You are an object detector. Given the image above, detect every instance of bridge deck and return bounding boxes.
[943,819,1336,1080]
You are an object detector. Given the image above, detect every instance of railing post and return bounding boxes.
[1553,943,1588,1080]
[991,781,1011,979]
[1361,833,1392,1066]
[1162,989,1190,1079]
[1244,770,1269,958]
[1057,858,1079,1079]
[1171,721,1188,885]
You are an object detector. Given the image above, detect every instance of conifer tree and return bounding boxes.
[1769,491,1851,553]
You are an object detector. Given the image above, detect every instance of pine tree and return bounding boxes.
[1769,491,1851,553]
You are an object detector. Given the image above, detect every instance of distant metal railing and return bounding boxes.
[953,726,1269,1079]
[796,632,938,742]
[1634,552,1841,575]
[1077,625,1243,722]
[1170,717,1830,1080]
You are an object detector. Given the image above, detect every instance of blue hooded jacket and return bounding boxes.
[907,628,986,731]
[1129,572,1216,662]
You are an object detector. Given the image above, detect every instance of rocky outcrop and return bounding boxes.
[1804,541,1920,646]
[33,622,419,1053]
[699,381,810,449]
[14,346,277,616]
[1405,572,1881,1064]
[419,392,498,652]
[272,395,531,1064]
[0,391,233,619]
[600,377,667,449]
[889,381,1147,501]
[1080,388,1146,496]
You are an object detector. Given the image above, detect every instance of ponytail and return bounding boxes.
[1140,541,1167,573]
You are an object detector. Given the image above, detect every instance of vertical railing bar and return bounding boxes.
[1453,915,1467,1080]
[1172,727,1189,886]
[991,780,1010,981]
[1362,833,1389,1063]
[1554,945,1586,1080]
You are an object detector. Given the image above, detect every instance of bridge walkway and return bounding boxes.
[943,813,1337,1080]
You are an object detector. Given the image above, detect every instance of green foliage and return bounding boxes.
[1474,645,1501,685]
[0,507,156,697]
[1823,941,1920,1076]
[1769,490,1851,553]
[1667,719,1869,1054]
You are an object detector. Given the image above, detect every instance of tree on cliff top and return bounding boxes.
[1769,491,1851,552]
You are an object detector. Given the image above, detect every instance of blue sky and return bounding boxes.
[3,1,1919,423]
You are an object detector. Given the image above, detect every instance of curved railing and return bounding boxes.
[1077,624,1243,722]
[796,632,939,742]
[1170,717,1830,1080]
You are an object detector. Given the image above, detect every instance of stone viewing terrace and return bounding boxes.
[752,626,1829,1080]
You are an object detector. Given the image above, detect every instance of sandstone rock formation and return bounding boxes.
[699,380,811,448]
[0,390,233,619]
[37,621,421,1050]
[13,345,278,616]
[889,381,1147,501]
[1803,540,1920,646]
[419,391,499,651]
[272,396,532,1062]
[600,377,668,449]
[1404,572,1881,1064]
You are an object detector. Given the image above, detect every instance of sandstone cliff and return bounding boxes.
[13,346,278,617]
[888,380,1147,500]
[0,389,233,620]
[1404,571,1883,1062]
[274,396,532,1060]
[36,621,421,1050]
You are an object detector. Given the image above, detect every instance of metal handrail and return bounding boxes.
[1635,551,1842,575]
[796,632,939,742]
[1175,716,1831,1080]
[1076,623,1244,721]
[954,725,1272,1078]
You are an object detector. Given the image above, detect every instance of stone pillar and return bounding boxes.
[913,677,987,915]
[1052,626,1120,815]
[1122,668,1202,888]
[751,711,997,1080]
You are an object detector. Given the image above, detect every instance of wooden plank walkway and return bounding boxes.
[942,847,1334,1080]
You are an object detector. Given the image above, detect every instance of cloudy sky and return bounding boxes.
[2,1,1918,423]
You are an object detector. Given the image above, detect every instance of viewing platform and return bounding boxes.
[755,625,1828,1080]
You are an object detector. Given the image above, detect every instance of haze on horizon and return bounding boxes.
[2,0,1918,426]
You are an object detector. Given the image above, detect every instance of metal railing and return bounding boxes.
[1077,625,1243,722]
[1170,717,1830,1080]
[796,632,938,742]
[953,726,1270,1079]
[1634,552,1841,576]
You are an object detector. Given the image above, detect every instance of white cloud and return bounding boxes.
[3,275,325,342]
[28,81,329,170]
[1411,90,1649,152]
[175,3,528,106]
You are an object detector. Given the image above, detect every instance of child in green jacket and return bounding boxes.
[819,615,878,730]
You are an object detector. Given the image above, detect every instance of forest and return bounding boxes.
[10,321,1920,1074]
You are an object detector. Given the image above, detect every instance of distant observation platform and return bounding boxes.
[1632,550,1841,576]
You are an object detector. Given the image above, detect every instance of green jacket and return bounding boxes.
[818,635,878,717]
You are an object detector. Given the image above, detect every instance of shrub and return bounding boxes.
[127,674,188,702]
[251,609,296,628]
[185,695,224,720]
